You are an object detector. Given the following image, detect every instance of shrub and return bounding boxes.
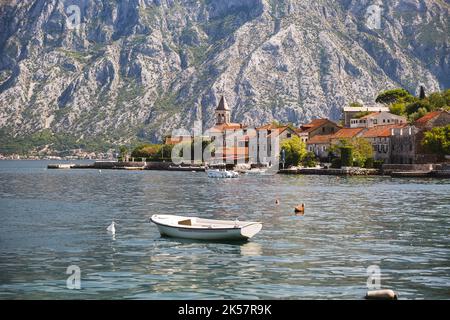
[374,160,385,169]
[302,152,318,168]
[331,158,342,169]
[364,158,374,169]
[340,146,353,167]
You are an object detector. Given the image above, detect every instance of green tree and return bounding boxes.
[389,102,406,116]
[353,111,371,119]
[131,144,162,160]
[376,88,414,105]
[280,136,307,167]
[352,137,374,167]
[422,125,450,156]
[408,107,428,123]
[302,151,319,168]
[119,146,129,160]
[349,102,363,108]
[340,146,353,167]
[406,100,432,115]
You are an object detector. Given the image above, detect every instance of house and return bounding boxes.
[307,135,333,160]
[390,110,450,164]
[343,106,389,127]
[350,112,407,128]
[256,124,299,165]
[329,127,366,145]
[296,118,341,143]
[390,126,418,164]
[361,124,406,163]
[307,128,365,161]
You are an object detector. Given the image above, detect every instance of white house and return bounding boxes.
[350,112,407,128]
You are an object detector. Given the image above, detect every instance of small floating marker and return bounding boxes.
[294,203,305,215]
[99,169,102,173]
[275,199,280,205]
[365,289,398,300]
[107,221,116,235]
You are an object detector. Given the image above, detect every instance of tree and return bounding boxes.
[406,100,432,115]
[302,152,318,168]
[330,138,373,168]
[349,102,363,108]
[119,146,129,160]
[408,107,428,123]
[280,136,307,167]
[131,144,162,160]
[353,111,371,119]
[376,88,414,105]
[340,146,353,167]
[389,102,406,116]
[422,125,450,156]
[419,86,426,100]
[351,137,374,167]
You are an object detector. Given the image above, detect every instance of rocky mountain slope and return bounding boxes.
[0,0,448,146]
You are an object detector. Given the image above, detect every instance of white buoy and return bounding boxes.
[107,221,116,235]
[99,169,102,173]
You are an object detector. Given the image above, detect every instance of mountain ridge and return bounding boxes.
[0,0,448,146]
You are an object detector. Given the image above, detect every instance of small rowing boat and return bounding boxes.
[150,214,262,241]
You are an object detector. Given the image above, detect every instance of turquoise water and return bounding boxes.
[0,160,449,299]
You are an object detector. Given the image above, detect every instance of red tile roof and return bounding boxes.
[256,124,285,131]
[307,134,333,144]
[209,123,246,133]
[361,124,406,138]
[332,128,365,139]
[414,111,447,127]
[299,118,340,133]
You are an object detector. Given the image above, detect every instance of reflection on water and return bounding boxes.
[0,160,449,299]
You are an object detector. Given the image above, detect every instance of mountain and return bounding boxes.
[0,0,448,149]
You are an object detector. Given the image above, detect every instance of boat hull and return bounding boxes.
[151,215,262,241]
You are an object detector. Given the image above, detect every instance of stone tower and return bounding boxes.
[215,96,231,125]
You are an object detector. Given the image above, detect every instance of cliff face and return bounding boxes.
[0,0,448,144]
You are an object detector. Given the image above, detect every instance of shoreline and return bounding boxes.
[42,161,450,178]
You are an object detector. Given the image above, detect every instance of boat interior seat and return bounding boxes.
[178,219,192,226]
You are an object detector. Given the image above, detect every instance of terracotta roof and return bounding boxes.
[358,112,380,119]
[216,96,230,111]
[256,123,285,131]
[266,126,294,138]
[307,134,333,145]
[208,123,245,133]
[299,118,339,133]
[361,124,406,138]
[414,111,448,127]
[332,127,365,139]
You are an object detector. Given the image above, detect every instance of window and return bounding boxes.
[287,133,292,138]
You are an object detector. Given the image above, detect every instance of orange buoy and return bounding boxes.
[295,203,305,215]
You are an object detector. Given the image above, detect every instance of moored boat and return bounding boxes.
[206,169,239,178]
[150,214,262,241]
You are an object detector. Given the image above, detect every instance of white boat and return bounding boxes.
[244,168,268,175]
[206,169,239,178]
[150,214,262,241]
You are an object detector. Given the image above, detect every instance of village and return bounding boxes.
[155,93,449,177]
